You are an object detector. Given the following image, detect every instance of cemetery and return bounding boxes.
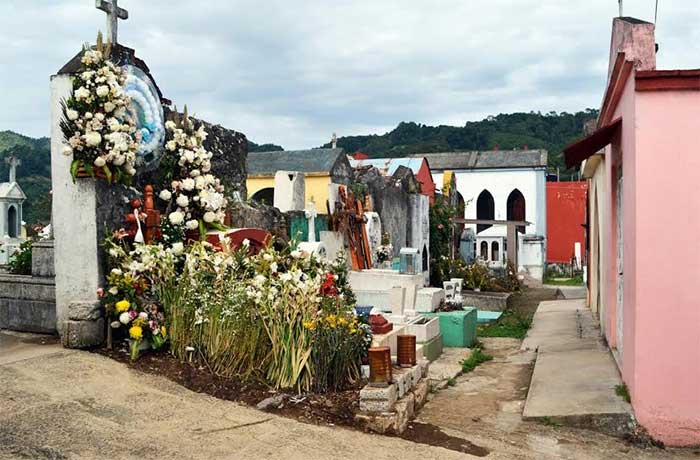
[2,2,698,458]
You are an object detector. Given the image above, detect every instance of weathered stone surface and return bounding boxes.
[359,384,397,412]
[60,317,104,348]
[392,392,415,433]
[0,274,56,333]
[227,201,288,243]
[354,412,396,434]
[67,301,102,321]
[201,120,248,198]
[413,379,430,409]
[394,368,411,398]
[31,240,55,278]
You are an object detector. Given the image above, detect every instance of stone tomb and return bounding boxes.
[273,171,305,212]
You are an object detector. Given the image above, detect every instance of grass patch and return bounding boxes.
[460,348,493,373]
[478,309,532,339]
[447,377,457,387]
[543,274,584,286]
[541,416,562,427]
[615,383,631,403]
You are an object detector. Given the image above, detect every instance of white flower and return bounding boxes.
[242,238,250,247]
[108,287,118,295]
[190,169,201,177]
[127,167,136,176]
[203,211,216,223]
[169,211,185,225]
[165,140,177,151]
[270,262,278,273]
[291,250,302,258]
[165,120,176,130]
[263,253,273,261]
[93,157,106,167]
[119,312,131,325]
[85,112,93,119]
[171,242,184,255]
[159,190,172,201]
[176,195,190,208]
[95,113,105,121]
[74,86,90,100]
[66,109,79,121]
[83,131,102,147]
[185,346,195,352]
[108,248,119,257]
[103,101,115,113]
[186,220,199,230]
[111,268,123,276]
[181,178,195,191]
[110,321,121,329]
[61,146,73,156]
[138,312,148,320]
[96,85,110,97]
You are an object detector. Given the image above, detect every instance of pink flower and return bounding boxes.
[149,320,158,331]
[96,288,104,298]
[438,223,444,230]
[128,310,138,320]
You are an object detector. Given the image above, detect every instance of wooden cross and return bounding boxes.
[5,156,21,183]
[95,0,128,45]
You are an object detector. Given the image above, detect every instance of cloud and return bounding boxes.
[1,0,698,149]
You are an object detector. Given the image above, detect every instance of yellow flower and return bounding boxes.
[303,320,316,331]
[129,325,143,340]
[338,317,348,326]
[115,300,130,312]
[160,326,167,337]
[133,317,146,327]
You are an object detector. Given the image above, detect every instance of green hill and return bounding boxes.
[0,131,52,226]
[321,110,597,179]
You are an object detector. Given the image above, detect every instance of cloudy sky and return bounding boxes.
[2,1,699,149]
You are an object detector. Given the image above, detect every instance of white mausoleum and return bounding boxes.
[419,150,547,280]
[0,157,27,264]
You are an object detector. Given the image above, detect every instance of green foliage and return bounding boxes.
[248,140,284,152]
[460,347,493,373]
[615,383,631,403]
[0,132,52,226]
[447,377,457,387]
[541,417,563,427]
[478,309,532,339]
[429,194,456,285]
[323,110,599,180]
[8,239,33,275]
[543,274,585,286]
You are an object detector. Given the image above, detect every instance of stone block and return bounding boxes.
[392,392,415,434]
[359,383,397,412]
[419,359,430,378]
[405,316,440,343]
[6,300,57,334]
[361,364,370,379]
[67,301,102,321]
[393,368,411,398]
[415,287,445,312]
[409,363,423,387]
[31,240,55,277]
[320,231,345,261]
[460,290,511,311]
[388,286,405,317]
[354,412,396,434]
[60,317,104,348]
[413,379,430,409]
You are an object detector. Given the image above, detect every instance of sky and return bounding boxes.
[1,1,699,150]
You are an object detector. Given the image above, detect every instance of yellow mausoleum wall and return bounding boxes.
[246,175,332,213]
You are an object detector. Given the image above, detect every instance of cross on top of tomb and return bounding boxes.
[331,133,337,149]
[95,0,129,45]
[5,156,21,183]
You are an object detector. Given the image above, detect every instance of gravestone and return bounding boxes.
[273,171,304,212]
[364,212,382,264]
[408,194,430,282]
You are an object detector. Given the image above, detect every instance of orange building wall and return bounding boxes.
[546,182,588,263]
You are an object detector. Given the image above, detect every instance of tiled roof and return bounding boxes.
[411,150,547,171]
[247,148,346,176]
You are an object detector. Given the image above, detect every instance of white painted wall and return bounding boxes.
[433,167,547,277]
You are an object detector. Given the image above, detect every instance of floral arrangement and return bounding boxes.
[102,231,182,360]
[158,110,228,238]
[60,34,139,184]
[375,243,393,264]
[165,240,367,391]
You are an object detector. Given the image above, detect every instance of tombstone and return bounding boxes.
[459,228,476,264]
[443,281,456,303]
[364,212,382,265]
[408,194,430,282]
[387,286,407,324]
[0,157,26,264]
[50,1,164,348]
[297,200,327,258]
[273,171,305,212]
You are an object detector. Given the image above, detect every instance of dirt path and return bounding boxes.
[416,337,697,459]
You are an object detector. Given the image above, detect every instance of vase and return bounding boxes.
[75,165,110,181]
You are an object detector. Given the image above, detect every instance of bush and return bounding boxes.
[8,240,33,275]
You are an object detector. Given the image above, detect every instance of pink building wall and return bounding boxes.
[631,88,700,445]
[602,72,700,445]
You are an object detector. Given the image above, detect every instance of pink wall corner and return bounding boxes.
[629,89,700,446]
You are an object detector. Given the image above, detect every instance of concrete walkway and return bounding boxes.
[521,299,634,435]
[0,331,476,460]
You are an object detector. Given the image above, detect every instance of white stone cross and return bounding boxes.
[95,0,129,45]
[5,156,21,183]
[331,132,337,149]
[305,200,318,243]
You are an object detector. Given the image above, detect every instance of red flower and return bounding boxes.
[320,273,338,297]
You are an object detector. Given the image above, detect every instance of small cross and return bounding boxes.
[305,200,318,243]
[331,133,337,149]
[5,156,21,183]
[96,0,128,45]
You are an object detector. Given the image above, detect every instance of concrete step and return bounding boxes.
[521,299,635,437]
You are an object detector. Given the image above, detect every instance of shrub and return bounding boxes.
[8,240,33,275]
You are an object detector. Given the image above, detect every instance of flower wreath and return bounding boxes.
[60,34,140,185]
